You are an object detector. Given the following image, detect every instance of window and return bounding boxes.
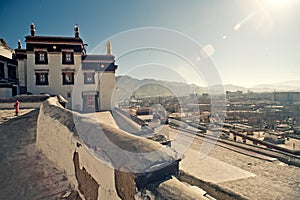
[0,63,4,79]
[62,72,74,85]
[84,72,95,84]
[35,51,48,64]
[35,72,49,85]
[39,53,45,61]
[67,92,72,98]
[66,53,71,62]
[62,52,74,64]
[7,66,16,79]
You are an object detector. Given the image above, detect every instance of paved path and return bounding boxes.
[0,109,79,200]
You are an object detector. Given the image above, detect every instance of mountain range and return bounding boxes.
[115,76,300,100]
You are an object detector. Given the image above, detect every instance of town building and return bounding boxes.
[0,39,18,98]
[14,23,118,112]
[274,92,300,104]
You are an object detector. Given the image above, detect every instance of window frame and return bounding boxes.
[62,51,74,65]
[35,71,49,85]
[84,72,95,84]
[35,51,48,64]
[62,71,75,85]
[39,53,45,62]
[0,62,4,79]
[7,65,17,79]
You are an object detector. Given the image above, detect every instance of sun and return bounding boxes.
[263,0,297,9]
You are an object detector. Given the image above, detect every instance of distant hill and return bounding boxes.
[251,80,300,92]
[115,76,300,100]
[278,80,300,87]
[116,76,207,100]
[212,84,248,93]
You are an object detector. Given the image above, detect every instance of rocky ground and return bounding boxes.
[0,109,80,200]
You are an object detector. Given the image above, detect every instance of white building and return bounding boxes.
[0,39,18,98]
[15,23,118,112]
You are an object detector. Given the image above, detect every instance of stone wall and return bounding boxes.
[0,102,42,109]
[36,97,121,199]
[36,97,180,200]
[0,88,13,99]
[0,94,49,109]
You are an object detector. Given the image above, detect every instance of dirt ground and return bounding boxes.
[0,108,35,124]
[0,109,80,199]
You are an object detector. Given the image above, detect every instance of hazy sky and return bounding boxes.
[1,0,299,87]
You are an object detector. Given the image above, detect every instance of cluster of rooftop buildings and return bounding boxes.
[124,91,300,148]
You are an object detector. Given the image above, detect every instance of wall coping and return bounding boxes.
[42,97,180,173]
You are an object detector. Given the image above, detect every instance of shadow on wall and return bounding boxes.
[73,152,99,200]
[36,97,180,200]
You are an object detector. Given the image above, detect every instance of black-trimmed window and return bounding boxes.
[62,72,74,85]
[0,62,4,79]
[7,66,16,79]
[84,72,95,84]
[62,52,74,64]
[35,51,48,64]
[35,72,49,85]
